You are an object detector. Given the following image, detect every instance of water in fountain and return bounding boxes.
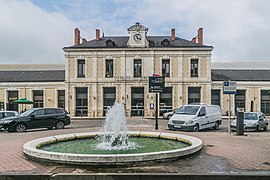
[96,102,138,150]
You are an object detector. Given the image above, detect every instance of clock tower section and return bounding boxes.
[127,22,149,47]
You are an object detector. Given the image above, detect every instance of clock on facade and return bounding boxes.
[133,33,142,42]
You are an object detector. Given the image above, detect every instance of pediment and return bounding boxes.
[127,22,148,32]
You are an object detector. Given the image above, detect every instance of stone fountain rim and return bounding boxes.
[23,131,203,165]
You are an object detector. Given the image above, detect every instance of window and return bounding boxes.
[33,90,43,108]
[162,59,170,77]
[103,87,116,116]
[190,59,198,77]
[161,39,170,46]
[33,109,45,116]
[235,90,246,113]
[45,109,57,115]
[188,87,201,104]
[131,87,144,116]
[7,91,18,111]
[105,59,113,78]
[211,90,220,106]
[261,90,270,115]
[105,39,115,47]
[56,109,64,114]
[134,59,142,77]
[199,107,206,116]
[159,87,172,116]
[75,87,88,116]
[77,59,85,78]
[58,90,65,109]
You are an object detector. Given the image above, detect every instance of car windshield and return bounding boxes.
[244,113,258,120]
[175,106,200,115]
[19,109,35,117]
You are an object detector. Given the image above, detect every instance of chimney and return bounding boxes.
[96,29,100,41]
[191,37,196,43]
[74,28,80,45]
[197,28,203,45]
[82,38,87,44]
[171,29,175,41]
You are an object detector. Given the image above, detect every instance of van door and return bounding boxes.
[198,107,208,130]
[205,106,215,128]
[206,106,222,128]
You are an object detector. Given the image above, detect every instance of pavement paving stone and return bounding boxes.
[0,118,269,175]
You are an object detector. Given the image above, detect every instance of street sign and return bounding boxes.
[149,76,165,93]
[223,81,237,94]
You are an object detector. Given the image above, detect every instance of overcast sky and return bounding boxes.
[0,0,270,64]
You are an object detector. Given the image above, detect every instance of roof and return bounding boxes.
[0,70,65,82]
[0,64,65,71]
[212,62,270,70]
[64,36,212,49]
[211,69,270,81]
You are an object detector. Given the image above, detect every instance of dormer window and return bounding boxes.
[161,39,170,46]
[105,39,115,47]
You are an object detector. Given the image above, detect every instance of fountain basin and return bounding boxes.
[23,131,202,166]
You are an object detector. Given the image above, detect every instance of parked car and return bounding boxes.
[0,111,18,120]
[163,108,178,120]
[0,108,70,132]
[0,111,19,129]
[231,112,268,131]
[168,104,222,132]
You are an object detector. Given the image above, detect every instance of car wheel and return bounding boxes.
[15,123,27,132]
[213,121,219,130]
[255,125,259,132]
[55,121,65,129]
[263,125,268,131]
[167,115,172,120]
[193,124,199,132]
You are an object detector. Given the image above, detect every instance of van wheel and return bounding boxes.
[214,121,219,130]
[167,115,172,120]
[193,124,199,132]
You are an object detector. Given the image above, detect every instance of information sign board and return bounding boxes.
[149,76,164,93]
[223,81,237,94]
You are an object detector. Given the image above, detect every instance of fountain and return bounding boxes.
[23,102,203,166]
[97,103,129,149]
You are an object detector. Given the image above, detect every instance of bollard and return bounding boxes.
[236,109,244,135]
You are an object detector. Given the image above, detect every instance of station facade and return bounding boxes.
[1,23,270,117]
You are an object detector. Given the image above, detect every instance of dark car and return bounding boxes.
[0,108,70,132]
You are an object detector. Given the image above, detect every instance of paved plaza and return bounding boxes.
[0,118,269,175]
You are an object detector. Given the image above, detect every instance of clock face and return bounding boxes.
[133,33,142,42]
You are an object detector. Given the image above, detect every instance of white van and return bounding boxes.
[168,104,222,132]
